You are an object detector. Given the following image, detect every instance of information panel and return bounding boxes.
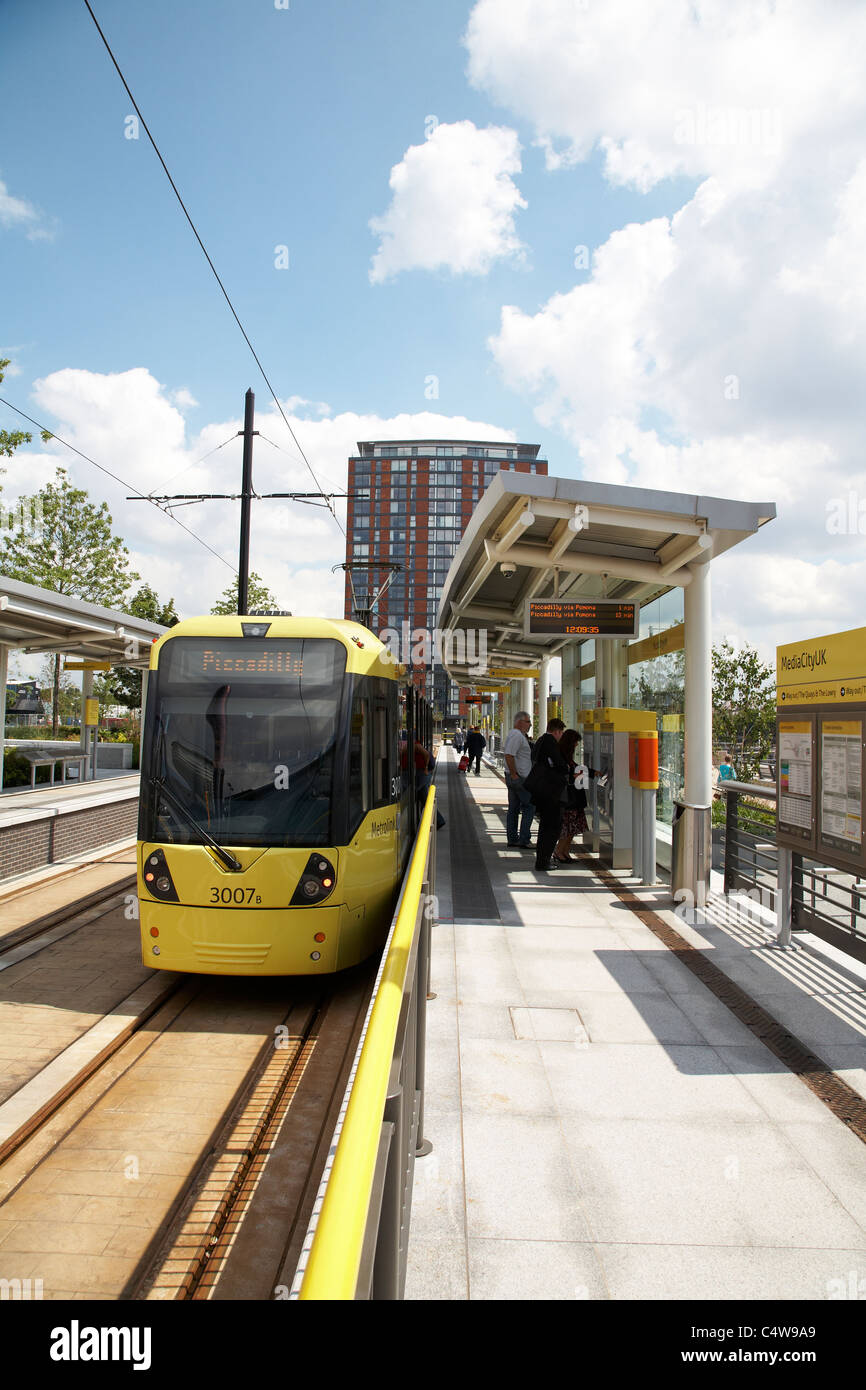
[777,717,815,842]
[819,717,863,859]
[776,624,866,872]
[525,600,639,638]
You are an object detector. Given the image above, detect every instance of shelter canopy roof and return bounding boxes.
[436,473,775,687]
[0,576,166,668]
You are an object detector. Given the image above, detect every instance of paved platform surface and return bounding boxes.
[405,749,866,1301]
[0,774,138,824]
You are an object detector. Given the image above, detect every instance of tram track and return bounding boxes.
[0,875,137,968]
[0,962,376,1299]
[136,963,375,1300]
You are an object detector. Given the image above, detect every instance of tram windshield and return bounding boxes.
[143,637,347,848]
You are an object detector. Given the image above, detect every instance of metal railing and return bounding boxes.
[719,781,866,963]
[294,787,437,1300]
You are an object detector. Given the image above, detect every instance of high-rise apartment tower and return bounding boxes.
[344,439,548,718]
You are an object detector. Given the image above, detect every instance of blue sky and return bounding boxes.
[3,0,866,666]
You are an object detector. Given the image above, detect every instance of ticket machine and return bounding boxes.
[578,709,600,851]
[583,707,657,869]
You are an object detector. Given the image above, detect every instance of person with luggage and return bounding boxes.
[466,726,486,776]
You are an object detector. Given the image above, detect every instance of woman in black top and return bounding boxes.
[554,728,589,862]
[529,718,569,871]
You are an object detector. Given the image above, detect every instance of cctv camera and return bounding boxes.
[500,561,516,577]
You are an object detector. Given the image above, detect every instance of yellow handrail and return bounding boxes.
[299,788,435,1299]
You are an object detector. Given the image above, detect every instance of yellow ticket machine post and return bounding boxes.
[629,729,659,884]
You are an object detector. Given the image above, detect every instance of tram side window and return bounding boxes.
[399,688,411,799]
[371,682,391,806]
[347,688,371,833]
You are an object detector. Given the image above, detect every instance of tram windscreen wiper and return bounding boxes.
[149,722,242,872]
[153,777,243,873]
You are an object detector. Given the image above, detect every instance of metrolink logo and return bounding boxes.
[50,1320,151,1371]
[378,622,488,676]
[780,648,828,673]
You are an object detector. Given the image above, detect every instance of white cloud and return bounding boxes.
[469,1,866,649]
[369,121,527,282]
[1,366,515,623]
[464,0,866,192]
[170,387,198,410]
[0,175,55,241]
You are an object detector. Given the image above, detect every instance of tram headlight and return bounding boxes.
[142,848,179,902]
[290,854,337,906]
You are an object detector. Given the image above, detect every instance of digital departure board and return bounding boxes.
[524,600,639,639]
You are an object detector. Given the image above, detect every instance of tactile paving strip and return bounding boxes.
[447,761,500,921]
[580,854,866,1146]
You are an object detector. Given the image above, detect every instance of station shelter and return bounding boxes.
[0,575,165,791]
[436,472,775,887]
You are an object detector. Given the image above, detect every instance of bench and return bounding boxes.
[20,751,88,788]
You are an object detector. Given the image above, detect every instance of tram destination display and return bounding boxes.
[524,599,639,639]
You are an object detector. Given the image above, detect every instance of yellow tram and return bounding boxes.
[137,615,428,974]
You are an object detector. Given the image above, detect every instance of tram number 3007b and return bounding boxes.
[210,887,262,905]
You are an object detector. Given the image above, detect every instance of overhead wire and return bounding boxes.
[152,432,238,494]
[83,0,345,537]
[0,395,237,574]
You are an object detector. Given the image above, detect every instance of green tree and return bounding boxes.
[0,358,53,467]
[1,467,140,733]
[94,584,179,711]
[712,639,776,782]
[38,656,79,726]
[211,571,280,615]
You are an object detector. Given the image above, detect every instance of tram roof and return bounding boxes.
[0,576,166,667]
[436,472,775,686]
[150,614,402,679]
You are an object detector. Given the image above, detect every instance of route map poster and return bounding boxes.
[820,718,863,858]
[778,720,814,837]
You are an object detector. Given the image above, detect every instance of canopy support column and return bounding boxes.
[0,644,7,792]
[684,559,712,806]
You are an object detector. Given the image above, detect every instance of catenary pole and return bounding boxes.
[238,389,255,613]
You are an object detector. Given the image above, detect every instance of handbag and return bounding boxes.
[524,759,561,803]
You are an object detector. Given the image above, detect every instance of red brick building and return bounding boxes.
[344,440,547,718]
